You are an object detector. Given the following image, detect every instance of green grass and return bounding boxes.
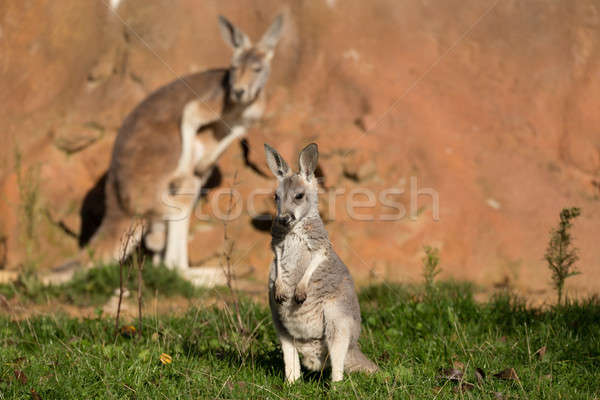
[1,282,599,399]
[0,263,204,305]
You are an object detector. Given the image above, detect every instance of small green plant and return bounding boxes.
[545,207,581,304]
[422,246,441,290]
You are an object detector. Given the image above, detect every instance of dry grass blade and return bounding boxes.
[0,294,10,310]
[431,386,443,395]
[115,221,142,333]
[219,171,248,341]
[133,248,146,337]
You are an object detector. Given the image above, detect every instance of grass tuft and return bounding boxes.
[0,262,203,305]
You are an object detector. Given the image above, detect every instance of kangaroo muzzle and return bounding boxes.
[275,214,295,227]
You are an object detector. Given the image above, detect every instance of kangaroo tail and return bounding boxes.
[345,346,379,374]
[87,212,145,263]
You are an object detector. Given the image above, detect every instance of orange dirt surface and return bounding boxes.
[1,1,599,301]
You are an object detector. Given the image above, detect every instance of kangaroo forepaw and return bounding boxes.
[275,292,288,304]
[293,284,307,304]
[274,280,288,304]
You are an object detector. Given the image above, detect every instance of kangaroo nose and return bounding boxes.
[276,214,294,226]
[233,89,244,100]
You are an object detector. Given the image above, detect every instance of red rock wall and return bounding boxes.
[1,0,599,298]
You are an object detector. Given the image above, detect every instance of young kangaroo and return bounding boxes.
[264,143,378,383]
[77,15,284,276]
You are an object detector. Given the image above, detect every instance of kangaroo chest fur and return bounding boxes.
[270,220,330,340]
[189,95,265,173]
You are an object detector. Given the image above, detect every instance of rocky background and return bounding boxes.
[1,0,599,300]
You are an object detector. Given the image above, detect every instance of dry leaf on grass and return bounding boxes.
[452,382,475,393]
[14,369,27,384]
[494,368,519,381]
[438,367,464,381]
[30,388,42,400]
[120,325,136,338]
[475,367,486,384]
[159,353,172,365]
[535,345,547,360]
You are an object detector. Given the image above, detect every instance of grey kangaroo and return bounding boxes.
[66,15,284,280]
[264,143,378,383]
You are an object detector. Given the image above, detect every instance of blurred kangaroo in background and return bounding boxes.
[50,15,284,282]
[264,143,378,383]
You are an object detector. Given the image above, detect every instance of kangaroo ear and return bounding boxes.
[218,15,250,51]
[264,143,290,179]
[258,14,284,53]
[298,143,318,181]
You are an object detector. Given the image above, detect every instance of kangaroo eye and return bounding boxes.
[295,192,305,200]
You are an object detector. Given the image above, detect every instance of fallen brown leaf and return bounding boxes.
[159,353,172,365]
[475,367,486,384]
[452,382,475,393]
[535,345,547,360]
[378,350,390,362]
[14,369,27,384]
[120,325,136,338]
[438,367,464,381]
[30,388,42,400]
[494,368,519,381]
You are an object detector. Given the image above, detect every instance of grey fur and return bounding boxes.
[218,15,251,50]
[265,143,378,383]
[258,14,284,51]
